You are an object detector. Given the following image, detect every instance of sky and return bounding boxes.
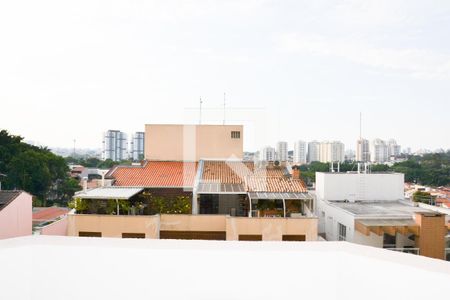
[1,0,449,152]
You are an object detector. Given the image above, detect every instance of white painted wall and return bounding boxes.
[317,199,356,242]
[316,172,404,201]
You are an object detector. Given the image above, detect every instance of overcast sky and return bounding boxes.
[1,0,449,152]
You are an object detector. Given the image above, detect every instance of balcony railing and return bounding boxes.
[385,248,420,255]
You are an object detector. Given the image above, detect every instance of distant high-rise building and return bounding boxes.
[276,141,288,162]
[102,130,128,161]
[260,146,276,161]
[319,141,345,163]
[370,139,389,163]
[356,139,370,162]
[131,132,145,161]
[387,139,401,158]
[293,140,307,164]
[307,141,320,163]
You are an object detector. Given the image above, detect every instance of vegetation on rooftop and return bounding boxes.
[68,192,191,215]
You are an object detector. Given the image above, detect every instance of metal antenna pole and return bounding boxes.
[223,92,226,125]
[199,97,203,125]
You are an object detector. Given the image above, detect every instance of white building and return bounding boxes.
[260,146,276,161]
[276,141,288,162]
[371,139,389,163]
[315,171,447,260]
[319,141,345,163]
[293,140,307,165]
[131,132,145,161]
[387,139,401,159]
[102,130,128,161]
[356,138,370,162]
[307,141,320,163]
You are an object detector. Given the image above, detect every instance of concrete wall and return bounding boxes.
[67,214,160,238]
[160,214,226,232]
[317,198,356,241]
[226,217,318,241]
[67,213,318,241]
[316,172,404,201]
[39,216,68,236]
[145,124,243,161]
[0,192,32,239]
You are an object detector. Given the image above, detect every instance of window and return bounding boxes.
[231,131,241,139]
[338,223,346,241]
[239,235,262,241]
[122,233,145,239]
[282,235,306,241]
[79,231,102,237]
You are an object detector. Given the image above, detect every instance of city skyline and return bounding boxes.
[1,1,449,151]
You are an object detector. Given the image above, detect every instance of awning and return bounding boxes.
[197,183,246,194]
[248,192,313,200]
[75,187,144,200]
[355,219,419,236]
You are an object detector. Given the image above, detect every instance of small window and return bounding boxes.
[231,131,241,139]
[79,231,102,237]
[122,233,145,239]
[338,223,346,241]
[282,235,306,241]
[239,234,262,241]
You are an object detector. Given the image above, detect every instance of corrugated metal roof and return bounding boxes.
[75,187,144,200]
[356,218,418,227]
[197,183,246,194]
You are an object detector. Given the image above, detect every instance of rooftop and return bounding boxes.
[0,190,22,211]
[0,236,448,299]
[32,207,70,223]
[75,187,144,200]
[108,161,198,188]
[329,200,434,218]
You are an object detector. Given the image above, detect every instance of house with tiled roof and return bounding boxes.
[67,124,318,242]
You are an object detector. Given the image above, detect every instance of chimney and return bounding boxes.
[292,166,301,179]
[82,177,88,192]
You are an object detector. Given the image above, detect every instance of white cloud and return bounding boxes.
[277,33,450,80]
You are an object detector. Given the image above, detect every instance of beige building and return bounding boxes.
[145,124,243,161]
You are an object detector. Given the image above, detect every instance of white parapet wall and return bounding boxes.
[315,172,404,201]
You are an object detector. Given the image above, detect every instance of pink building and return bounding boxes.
[0,191,32,239]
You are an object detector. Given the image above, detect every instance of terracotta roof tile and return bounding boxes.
[32,207,70,222]
[245,176,307,193]
[110,161,198,188]
[201,161,306,193]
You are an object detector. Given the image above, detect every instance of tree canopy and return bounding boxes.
[299,152,449,187]
[0,130,80,205]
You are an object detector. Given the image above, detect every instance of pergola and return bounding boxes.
[247,192,314,218]
[355,218,420,236]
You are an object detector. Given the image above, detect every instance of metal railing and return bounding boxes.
[385,248,420,255]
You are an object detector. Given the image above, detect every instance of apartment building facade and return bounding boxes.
[293,140,307,165]
[102,130,128,161]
